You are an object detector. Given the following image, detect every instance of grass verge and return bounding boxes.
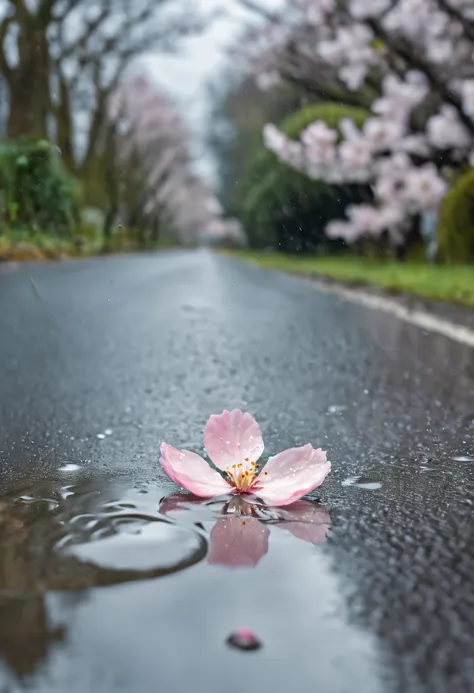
[0,230,176,262]
[230,251,474,308]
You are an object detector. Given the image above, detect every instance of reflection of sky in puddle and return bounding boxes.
[36,535,385,693]
[0,479,387,693]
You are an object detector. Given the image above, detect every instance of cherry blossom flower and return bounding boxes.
[363,117,406,152]
[263,123,290,155]
[349,0,391,19]
[346,203,386,235]
[372,73,428,124]
[404,164,448,211]
[460,79,474,118]
[325,219,357,241]
[246,0,474,247]
[427,105,470,149]
[160,409,330,507]
[301,121,338,173]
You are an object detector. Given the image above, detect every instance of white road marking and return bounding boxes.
[307,278,474,348]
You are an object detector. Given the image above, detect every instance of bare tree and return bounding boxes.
[0,0,205,162]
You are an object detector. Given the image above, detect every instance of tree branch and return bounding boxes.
[435,0,474,43]
[367,17,474,136]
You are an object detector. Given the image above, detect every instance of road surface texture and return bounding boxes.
[0,249,473,693]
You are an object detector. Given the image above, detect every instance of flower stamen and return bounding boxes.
[225,459,259,491]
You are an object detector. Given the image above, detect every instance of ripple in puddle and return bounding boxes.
[0,477,332,592]
[0,479,207,594]
[65,517,203,573]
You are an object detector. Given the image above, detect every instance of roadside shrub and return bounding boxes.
[282,102,369,139]
[0,138,80,237]
[243,103,371,252]
[437,168,474,263]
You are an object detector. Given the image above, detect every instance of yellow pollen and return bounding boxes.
[225,459,259,491]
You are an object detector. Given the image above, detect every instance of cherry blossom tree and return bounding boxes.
[108,76,237,246]
[237,0,474,248]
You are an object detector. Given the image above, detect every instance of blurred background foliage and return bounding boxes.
[242,103,371,253]
[0,0,473,277]
[437,169,474,265]
[0,0,235,260]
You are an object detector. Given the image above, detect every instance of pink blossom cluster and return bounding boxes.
[238,0,474,244]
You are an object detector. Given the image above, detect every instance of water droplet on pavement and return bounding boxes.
[67,518,205,573]
[342,475,382,490]
[59,464,81,472]
[327,405,347,414]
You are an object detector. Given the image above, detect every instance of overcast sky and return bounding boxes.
[142,0,267,184]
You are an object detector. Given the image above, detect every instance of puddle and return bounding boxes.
[160,494,331,568]
[341,475,382,490]
[0,479,333,592]
[66,519,204,573]
[0,477,390,693]
[0,479,207,594]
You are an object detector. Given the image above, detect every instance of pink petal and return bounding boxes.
[204,409,264,472]
[207,516,269,568]
[255,445,331,506]
[160,443,230,498]
[274,500,331,545]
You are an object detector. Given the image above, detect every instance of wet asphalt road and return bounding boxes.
[0,249,473,693]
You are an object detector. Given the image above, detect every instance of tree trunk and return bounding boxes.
[151,218,160,244]
[56,76,74,171]
[395,217,422,262]
[7,27,50,139]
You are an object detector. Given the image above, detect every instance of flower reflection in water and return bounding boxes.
[160,494,331,569]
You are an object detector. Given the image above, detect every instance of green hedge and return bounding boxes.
[282,102,369,139]
[0,139,80,236]
[243,103,371,252]
[437,168,474,263]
